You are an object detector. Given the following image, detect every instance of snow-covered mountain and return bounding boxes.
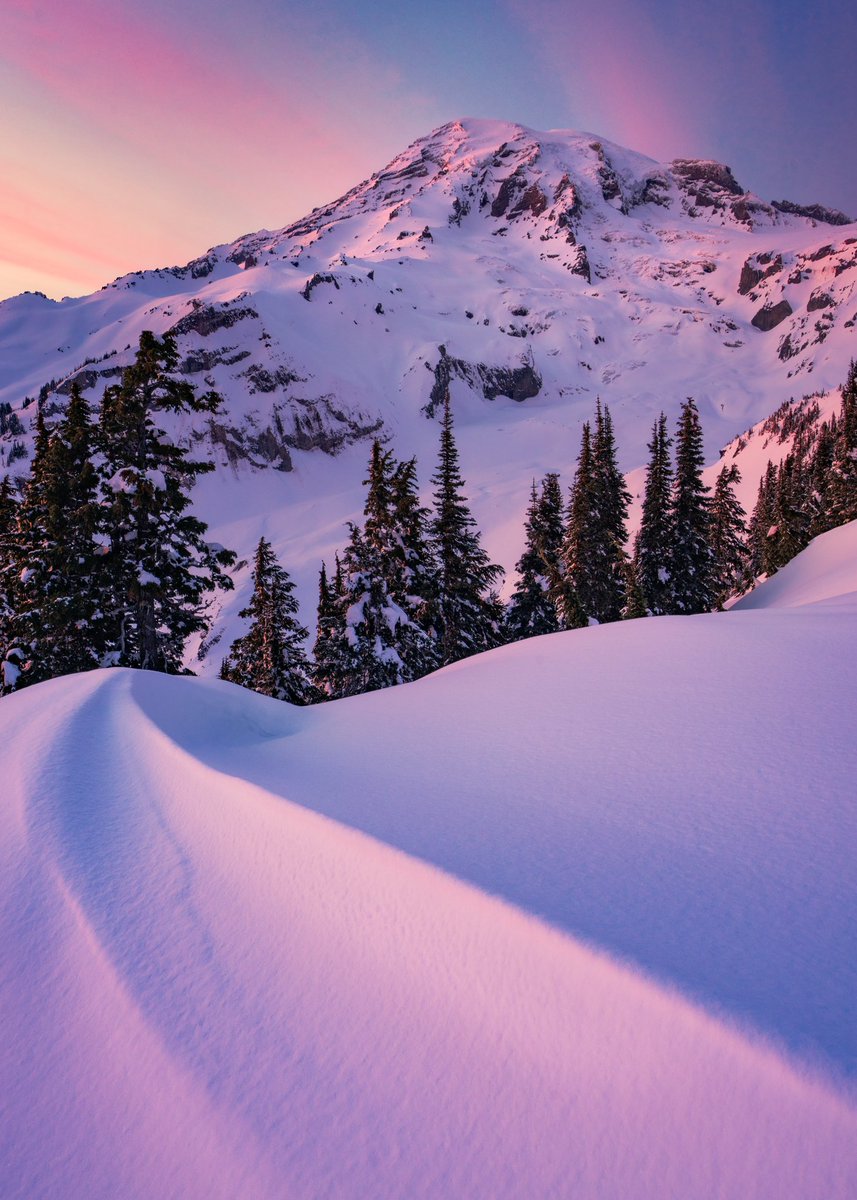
[2,520,857,1198]
[1,117,855,659]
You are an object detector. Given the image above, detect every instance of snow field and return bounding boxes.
[2,523,857,1196]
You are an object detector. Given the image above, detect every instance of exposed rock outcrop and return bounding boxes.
[301,273,340,301]
[170,301,259,338]
[738,252,783,295]
[425,345,542,415]
[752,300,793,331]
[772,199,852,226]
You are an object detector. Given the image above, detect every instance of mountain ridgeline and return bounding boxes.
[2,118,855,478]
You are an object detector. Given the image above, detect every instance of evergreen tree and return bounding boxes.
[338,522,409,695]
[745,460,778,584]
[563,405,630,625]
[360,441,439,681]
[33,384,106,679]
[312,558,351,699]
[591,400,631,621]
[622,555,648,620]
[430,392,504,664]
[504,472,564,643]
[388,455,440,678]
[526,470,586,630]
[634,413,674,615]
[807,417,837,538]
[768,453,811,571]
[0,476,19,693]
[221,537,315,704]
[709,464,747,607]
[562,422,600,623]
[828,359,857,525]
[1,401,104,689]
[506,480,562,640]
[668,398,715,614]
[535,472,566,602]
[99,331,235,672]
[362,440,396,555]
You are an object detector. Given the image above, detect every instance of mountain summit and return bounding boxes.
[1,117,854,470]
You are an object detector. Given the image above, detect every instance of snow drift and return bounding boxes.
[1,524,857,1198]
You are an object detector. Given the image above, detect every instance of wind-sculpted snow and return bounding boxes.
[2,534,857,1196]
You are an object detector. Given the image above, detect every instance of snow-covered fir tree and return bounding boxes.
[221,537,315,704]
[634,413,674,615]
[430,392,504,664]
[709,464,747,608]
[506,478,562,640]
[828,359,857,525]
[2,413,50,691]
[361,441,438,681]
[527,470,585,631]
[1,402,104,690]
[563,404,630,625]
[745,460,778,584]
[807,417,838,538]
[562,422,600,623]
[338,521,410,695]
[312,558,351,699]
[590,400,631,622]
[0,475,19,692]
[622,556,649,620]
[25,385,106,682]
[387,455,440,678]
[769,453,811,572]
[99,331,235,672]
[534,472,566,614]
[667,398,715,614]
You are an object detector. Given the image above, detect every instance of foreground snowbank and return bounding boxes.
[2,529,856,1197]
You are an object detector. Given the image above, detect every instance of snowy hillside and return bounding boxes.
[2,521,857,1198]
[1,118,855,663]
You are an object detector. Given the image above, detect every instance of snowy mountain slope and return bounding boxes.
[1,117,855,663]
[2,529,857,1198]
[733,517,857,610]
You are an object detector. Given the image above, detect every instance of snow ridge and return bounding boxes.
[3,531,857,1195]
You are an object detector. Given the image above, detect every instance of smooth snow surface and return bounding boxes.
[2,529,857,1197]
[734,518,857,611]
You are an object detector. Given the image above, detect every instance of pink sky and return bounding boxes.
[2,0,854,301]
[0,0,429,298]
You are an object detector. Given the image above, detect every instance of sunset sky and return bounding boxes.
[2,0,855,301]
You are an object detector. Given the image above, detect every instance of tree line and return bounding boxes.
[1,332,855,701]
[219,360,857,704]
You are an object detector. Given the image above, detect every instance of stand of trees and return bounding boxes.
[310,392,503,700]
[2,355,856,704]
[745,360,857,581]
[1,332,235,693]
